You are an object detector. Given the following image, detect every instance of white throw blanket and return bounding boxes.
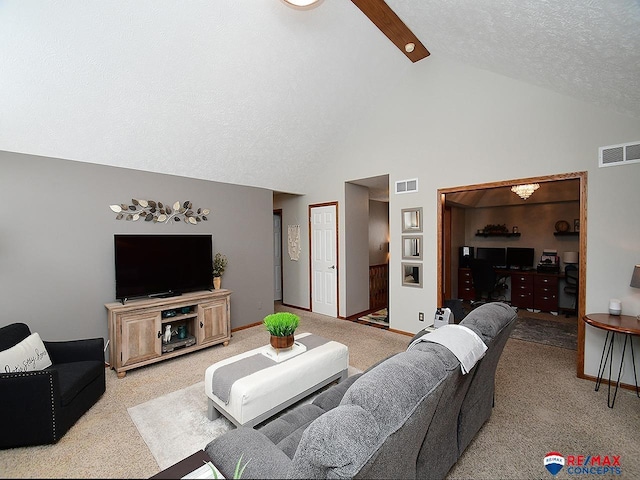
[407,325,487,374]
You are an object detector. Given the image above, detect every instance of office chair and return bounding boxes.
[469,258,508,308]
[564,264,578,316]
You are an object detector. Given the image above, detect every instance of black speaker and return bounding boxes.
[459,246,474,267]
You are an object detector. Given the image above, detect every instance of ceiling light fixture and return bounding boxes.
[282,0,322,8]
[511,183,540,200]
[405,43,415,53]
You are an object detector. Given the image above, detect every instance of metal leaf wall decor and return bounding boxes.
[109,199,210,225]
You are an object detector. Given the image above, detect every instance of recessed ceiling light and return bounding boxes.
[405,43,415,53]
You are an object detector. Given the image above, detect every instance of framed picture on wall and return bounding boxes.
[402,235,423,260]
[401,262,423,288]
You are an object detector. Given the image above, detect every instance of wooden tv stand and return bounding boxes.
[105,290,231,378]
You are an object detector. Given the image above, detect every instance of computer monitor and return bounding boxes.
[475,247,506,268]
[506,247,535,270]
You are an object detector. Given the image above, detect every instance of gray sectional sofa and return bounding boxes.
[204,302,517,479]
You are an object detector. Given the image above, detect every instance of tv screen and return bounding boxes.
[114,234,213,300]
[506,247,535,270]
[476,247,506,268]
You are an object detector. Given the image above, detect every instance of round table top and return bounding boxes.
[583,313,640,336]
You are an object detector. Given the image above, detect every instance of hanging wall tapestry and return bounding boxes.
[288,224,301,261]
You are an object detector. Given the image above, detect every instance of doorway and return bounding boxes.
[273,210,283,302]
[437,172,587,378]
[309,203,338,317]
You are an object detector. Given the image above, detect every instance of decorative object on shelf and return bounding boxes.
[511,183,540,200]
[512,226,518,234]
[631,265,640,320]
[554,220,571,233]
[574,218,580,232]
[164,325,172,344]
[109,199,210,225]
[177,325,187,339]
[608,299,622,316]
[483,224,509,234]
[212,252,227,289]
[263,312,300,350]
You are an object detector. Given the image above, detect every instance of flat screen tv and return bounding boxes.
[114,234,213,301]
[506,247,535,270]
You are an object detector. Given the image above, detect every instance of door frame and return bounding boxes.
[436,171,587,379]
[309,202,339,316]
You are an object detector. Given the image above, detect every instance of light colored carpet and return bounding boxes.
[2,304,639,479]
[128,366,362,470]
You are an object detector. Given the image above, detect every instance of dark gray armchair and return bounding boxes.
[0,322,106,449]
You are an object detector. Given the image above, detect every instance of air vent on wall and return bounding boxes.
[599,141,640,167]
[395,178,418,194]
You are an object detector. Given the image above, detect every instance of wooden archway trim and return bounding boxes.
[436,171,588,379]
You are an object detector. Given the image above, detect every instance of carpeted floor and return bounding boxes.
[128,366,362,469]
[2,304,639,479]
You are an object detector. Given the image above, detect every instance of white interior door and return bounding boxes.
[273,213,282,301]
[311,204,338,317]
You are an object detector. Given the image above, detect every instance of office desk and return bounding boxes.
[583,313,640,408]
[458,268,564,313]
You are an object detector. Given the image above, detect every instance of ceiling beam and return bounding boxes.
[351,0,430,63]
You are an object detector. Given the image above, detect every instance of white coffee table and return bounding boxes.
[204,332,349,428]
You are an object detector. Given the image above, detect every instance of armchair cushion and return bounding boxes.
[0,332,52,373]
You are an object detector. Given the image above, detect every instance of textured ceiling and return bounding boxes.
[389,0,640,119]
[0,1,638,194]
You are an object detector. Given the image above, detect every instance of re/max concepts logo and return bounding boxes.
[544,452,622,476]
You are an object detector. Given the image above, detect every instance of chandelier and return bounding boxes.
[511,183,540,200]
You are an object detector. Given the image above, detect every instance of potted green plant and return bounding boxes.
[263,312,300,350]
[212,252,227,289]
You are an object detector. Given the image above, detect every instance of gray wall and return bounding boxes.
[368,200,389,266]
[344,183,369,317]
[1,151,274,347]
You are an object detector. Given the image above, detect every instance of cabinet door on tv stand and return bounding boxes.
[119,311,162,368]
[198,298,230,345]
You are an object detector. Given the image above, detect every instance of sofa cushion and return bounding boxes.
[341,350,447,430]
[0,332,52,373]
[258,403,326,458]
[290,404,380,478]
[311,373,361,411]
[459,302,517,345]
[51,360,104,406]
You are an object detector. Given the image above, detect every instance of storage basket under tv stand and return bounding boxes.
[105,290,231,378]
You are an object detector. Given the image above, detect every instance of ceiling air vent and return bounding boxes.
[599,141,640,167]
[395,178,418,194]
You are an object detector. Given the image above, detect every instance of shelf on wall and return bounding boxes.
[553,231,579,236]
[474,232,521,238]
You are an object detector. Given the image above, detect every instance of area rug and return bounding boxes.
[358,308,388,326]
[509,316,577,350]
[128,366,362,470]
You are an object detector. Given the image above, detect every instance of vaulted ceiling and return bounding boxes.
[1,1,638,193]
